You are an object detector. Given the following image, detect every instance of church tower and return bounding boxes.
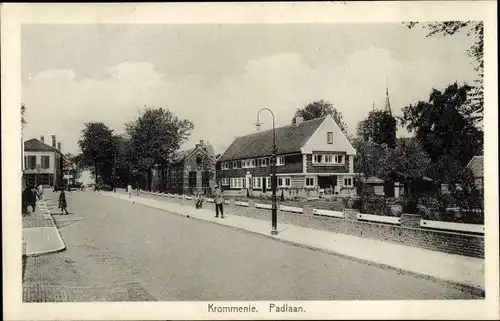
[384,77,392,116]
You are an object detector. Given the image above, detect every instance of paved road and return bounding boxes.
[23,191,481,301]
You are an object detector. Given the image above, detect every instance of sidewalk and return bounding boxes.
[102,190,485,296]
[22,194,66,256]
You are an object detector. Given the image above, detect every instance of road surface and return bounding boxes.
[23,191,481,301]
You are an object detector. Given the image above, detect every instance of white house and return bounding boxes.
[23,135,64,188]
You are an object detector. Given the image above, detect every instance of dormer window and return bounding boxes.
[327,132,333,144]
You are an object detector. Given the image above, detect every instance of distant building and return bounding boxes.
[216,115,357,196]
[23,135,64,187]
[152,140,216,194]
[467,155,484,190]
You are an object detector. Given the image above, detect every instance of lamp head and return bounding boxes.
[254,121,262,131]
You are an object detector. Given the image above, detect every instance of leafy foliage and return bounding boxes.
[77,122,117,185]
[64,153,83,183]
[126,107,194,191]
[400,82,483,183]
[21,103,27,130]
[382,137,431,183]
[293,100,348,135]
[356,109,397,148]
[405,21,484,122]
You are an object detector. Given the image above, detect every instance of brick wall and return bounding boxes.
[152,193,484,258]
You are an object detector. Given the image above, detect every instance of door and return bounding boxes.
[262,177,267,193]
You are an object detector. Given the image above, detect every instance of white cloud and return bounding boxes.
[23,47,476,156]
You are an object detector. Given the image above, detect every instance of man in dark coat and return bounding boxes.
[22,186,32,214]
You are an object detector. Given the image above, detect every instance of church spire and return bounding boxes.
[384,77,392,116]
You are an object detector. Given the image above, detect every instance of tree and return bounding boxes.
[400,82,483,183]
[382,137,432,194]
[293,100,348,135]
[405,21,483,122]
[77,122,117,186]
[64,153,83,184]
[351,136,389,179]
[356,109,397,148]
[21,103,27,131]
[126,107,194,191]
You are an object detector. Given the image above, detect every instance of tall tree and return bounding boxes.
[21,103,27,131]
[400,82,483,183]
[292,100,348,135]
[405,21,483,122]
[64,153,83,184]
[382,137,432,193]
[126,107,194,191]
[77,122,117,186]
[356,109,397,148]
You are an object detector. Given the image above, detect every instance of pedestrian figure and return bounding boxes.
[195,192,204,209]
[29,185,37,212]
[127,184,133,198]
[214,186,224,218]
[22,185,32,215]
[37,183,44,200]
[59,188,69,215]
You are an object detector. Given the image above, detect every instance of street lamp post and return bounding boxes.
[255,108,278,235]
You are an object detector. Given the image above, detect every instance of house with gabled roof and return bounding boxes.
[151,140,216,194]
[216,115,357,196]
[466,155,484,190]
[23,135,64,188]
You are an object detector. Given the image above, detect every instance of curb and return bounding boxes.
[27,200,67,257]
[103,192,485,298]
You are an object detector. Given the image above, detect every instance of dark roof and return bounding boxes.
[467,156,483,178]
[173,148,195,163]
[218,117,325,162]
[24,138,63,155]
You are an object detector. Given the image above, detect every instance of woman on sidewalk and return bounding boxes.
[214,186,224,218]
[195,192,204,209]
[59,188,69,215]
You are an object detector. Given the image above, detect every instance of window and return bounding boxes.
[230,178,244,189]
[250,159,256,167]
[232,161,239,169]
[305,177,315,187]
[344,177,353,187]
[196,155,202,165]
[222,162,230,170]
[253,177,262,188]
[278,177,291,187]
[27,156,37,169]
[222,178,230,186]
[276,156,284,166]
[189,172,197,188]
[41,156,50,169]
[327,132,333,144]
[266,177,272,188]
[312,154,344,165]
[324,155,333,164]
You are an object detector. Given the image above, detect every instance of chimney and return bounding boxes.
[40,136,45,143]
[295,116,304,125]
[57,142,61,151]
[51,135,56,148]
[199,140,204,145]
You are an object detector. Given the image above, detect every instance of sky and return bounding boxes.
[22,23,478,158]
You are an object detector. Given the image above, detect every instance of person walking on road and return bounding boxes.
[127,184,133,198]
[195,192,204,209]
[59,188,69,215]
[214,186,224,218]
